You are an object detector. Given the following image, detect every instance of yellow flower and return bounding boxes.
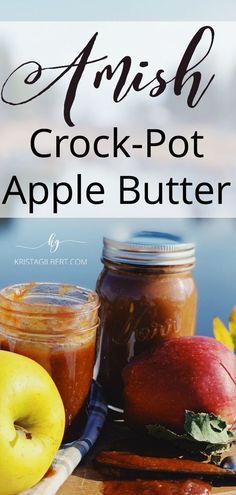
[229,306,236,347]
[213,316,234,352]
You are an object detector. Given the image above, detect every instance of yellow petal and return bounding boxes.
[229,306,236,323]
[213,317,234,351]
[229,306,236,346]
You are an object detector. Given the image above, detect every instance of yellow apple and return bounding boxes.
[0,350,65,495]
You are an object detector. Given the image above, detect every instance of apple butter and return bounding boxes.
[103,480,211,495]
[0,282,99,443]
[96,232,197,408]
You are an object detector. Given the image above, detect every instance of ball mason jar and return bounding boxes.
[0,282,100,443]
[96,232,197,409]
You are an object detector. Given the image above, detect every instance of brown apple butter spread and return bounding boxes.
[103,480,211,495]
[0,282,99,443]
[96,232,197,408]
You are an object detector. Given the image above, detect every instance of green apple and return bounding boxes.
[0,350,65,495]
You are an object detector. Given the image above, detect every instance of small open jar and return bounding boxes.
[0,282,99,443]
[96,232,197,408]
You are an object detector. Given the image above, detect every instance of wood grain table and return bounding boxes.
[57,472,236,495]
[57,421,236,495]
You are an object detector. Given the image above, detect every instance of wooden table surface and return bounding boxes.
[57,472,236,495]
[57,421,236,495]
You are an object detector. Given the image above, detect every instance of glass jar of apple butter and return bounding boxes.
[96,232,197,409]
[0,282,99,443]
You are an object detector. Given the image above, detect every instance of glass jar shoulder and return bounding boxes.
[96,263,196,303]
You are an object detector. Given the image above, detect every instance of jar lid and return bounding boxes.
[102,231,195,266]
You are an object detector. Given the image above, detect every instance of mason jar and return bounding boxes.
[96,232,197,409]
[0,282,100,443]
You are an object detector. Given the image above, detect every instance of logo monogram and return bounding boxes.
[16,232,87,254]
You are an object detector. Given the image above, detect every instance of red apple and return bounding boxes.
[123,336,236,431]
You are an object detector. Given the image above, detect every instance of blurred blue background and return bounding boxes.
[0,218,235,337]
[0,0,236,20]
